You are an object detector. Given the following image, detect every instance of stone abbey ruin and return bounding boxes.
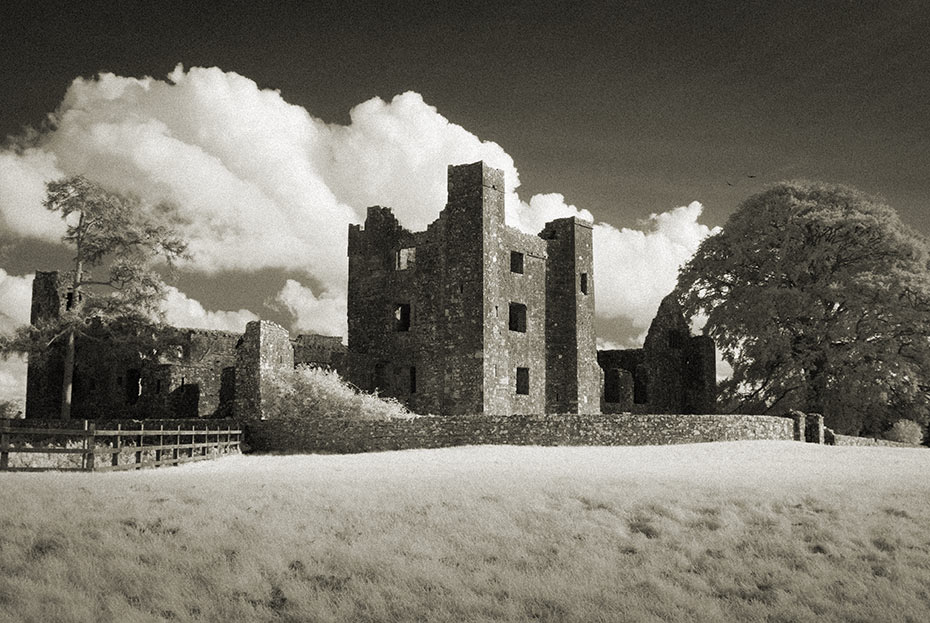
[25,161,715,423]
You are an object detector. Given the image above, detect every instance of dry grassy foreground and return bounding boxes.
[1,441,929,623]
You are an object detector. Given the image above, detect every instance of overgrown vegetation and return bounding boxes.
[676,182,930,436]
[885,419,926,445]
[0,399,23,419]
[264,365,415,421]
[1,442,928,622]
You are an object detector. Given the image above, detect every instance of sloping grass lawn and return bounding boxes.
[1,441,929,622]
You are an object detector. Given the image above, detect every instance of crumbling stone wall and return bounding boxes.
[293,334,347,373]
[598,293,716,414]
[246,412,795,454]
[25,274,342,421]
[234,320,293,421]
[540,217,600,414]
[25,273,243,421]
[347,161,599,416]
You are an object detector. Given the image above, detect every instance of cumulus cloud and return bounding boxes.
[271,279,347,338]
[0,270,33,404]
[0,65,717,350]
[161,286,258,332]
[0,269,33,335]
[593,202,718,345]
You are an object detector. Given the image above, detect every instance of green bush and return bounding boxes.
[884,419,925,445]
[264,365,415,421]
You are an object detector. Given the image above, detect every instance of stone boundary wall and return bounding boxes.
[245,412,794,454]
[830,432,915,448]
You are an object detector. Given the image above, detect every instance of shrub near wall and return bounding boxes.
[245,412,794,454]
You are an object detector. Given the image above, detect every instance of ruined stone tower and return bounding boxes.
[347,161,600,415]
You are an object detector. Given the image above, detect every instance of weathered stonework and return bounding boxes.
[246,412,794,454]
[24,273,344,421]
[598,293,716,414]
[347,162,600,415]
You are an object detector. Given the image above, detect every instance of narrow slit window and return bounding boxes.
[509,302,527,333]
[394,247,416,270]
[516,367,530,395]
[126,369,141,405]
[580,272,588,294]
[394,303,411,331]
[510,251,524,274]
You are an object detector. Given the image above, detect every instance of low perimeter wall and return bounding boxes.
[831,432,913,448]
[245,412,794,454]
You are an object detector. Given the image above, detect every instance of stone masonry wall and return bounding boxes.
[541,217,600,414]
[246,412,795,454]
[234,320,294,421]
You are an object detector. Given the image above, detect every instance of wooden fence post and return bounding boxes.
[156,424,164,464]
[136,422,144,465]
[83,420,96,472]
[112,423,121,467]
[174,425,180,463]
[1,419,9,470]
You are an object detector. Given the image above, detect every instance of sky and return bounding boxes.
[1,0,928,404]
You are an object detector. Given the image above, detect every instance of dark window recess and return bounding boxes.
[394,303,411,331]
[155,379,162,394]
[410,366,417,394]
[633,364,649,405]
[604,369,622,403]
[580,272,588,295]
[516,367,530,395]
[126,369,141,405]
[65,291,74,310]
[509,302,527,333]
[668,330,684,349]
[510,251,524,274]
[374,363,386,390]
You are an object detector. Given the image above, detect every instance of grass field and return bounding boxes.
[1,441,929,622]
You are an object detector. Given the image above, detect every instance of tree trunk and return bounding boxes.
[60,329,75,420]
[60,254,84,420]
[805,353,827,415]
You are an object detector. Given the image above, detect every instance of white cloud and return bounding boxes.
[0,66,717,348]
[0,270,33,404]
[161,286,258,332]
[0,270,33,335]
[0,149,65,240]
[270,279,347,338]
[593,203,718,344]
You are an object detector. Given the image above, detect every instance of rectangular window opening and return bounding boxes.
[394,247,416,270]
[580,272,588,294]
[126,369,141,405]
[510,251,524,274]
[516,367,530,395]
[509,302,527,333]
[394,303,411,331]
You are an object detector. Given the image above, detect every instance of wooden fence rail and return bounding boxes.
[0,419,241,472]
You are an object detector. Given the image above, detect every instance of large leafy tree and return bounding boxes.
[1,176,187,419]
[676,182,930,435]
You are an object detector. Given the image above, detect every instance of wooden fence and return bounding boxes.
[0,419,241,472]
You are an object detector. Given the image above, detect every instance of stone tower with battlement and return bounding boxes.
[347,161,600,415]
